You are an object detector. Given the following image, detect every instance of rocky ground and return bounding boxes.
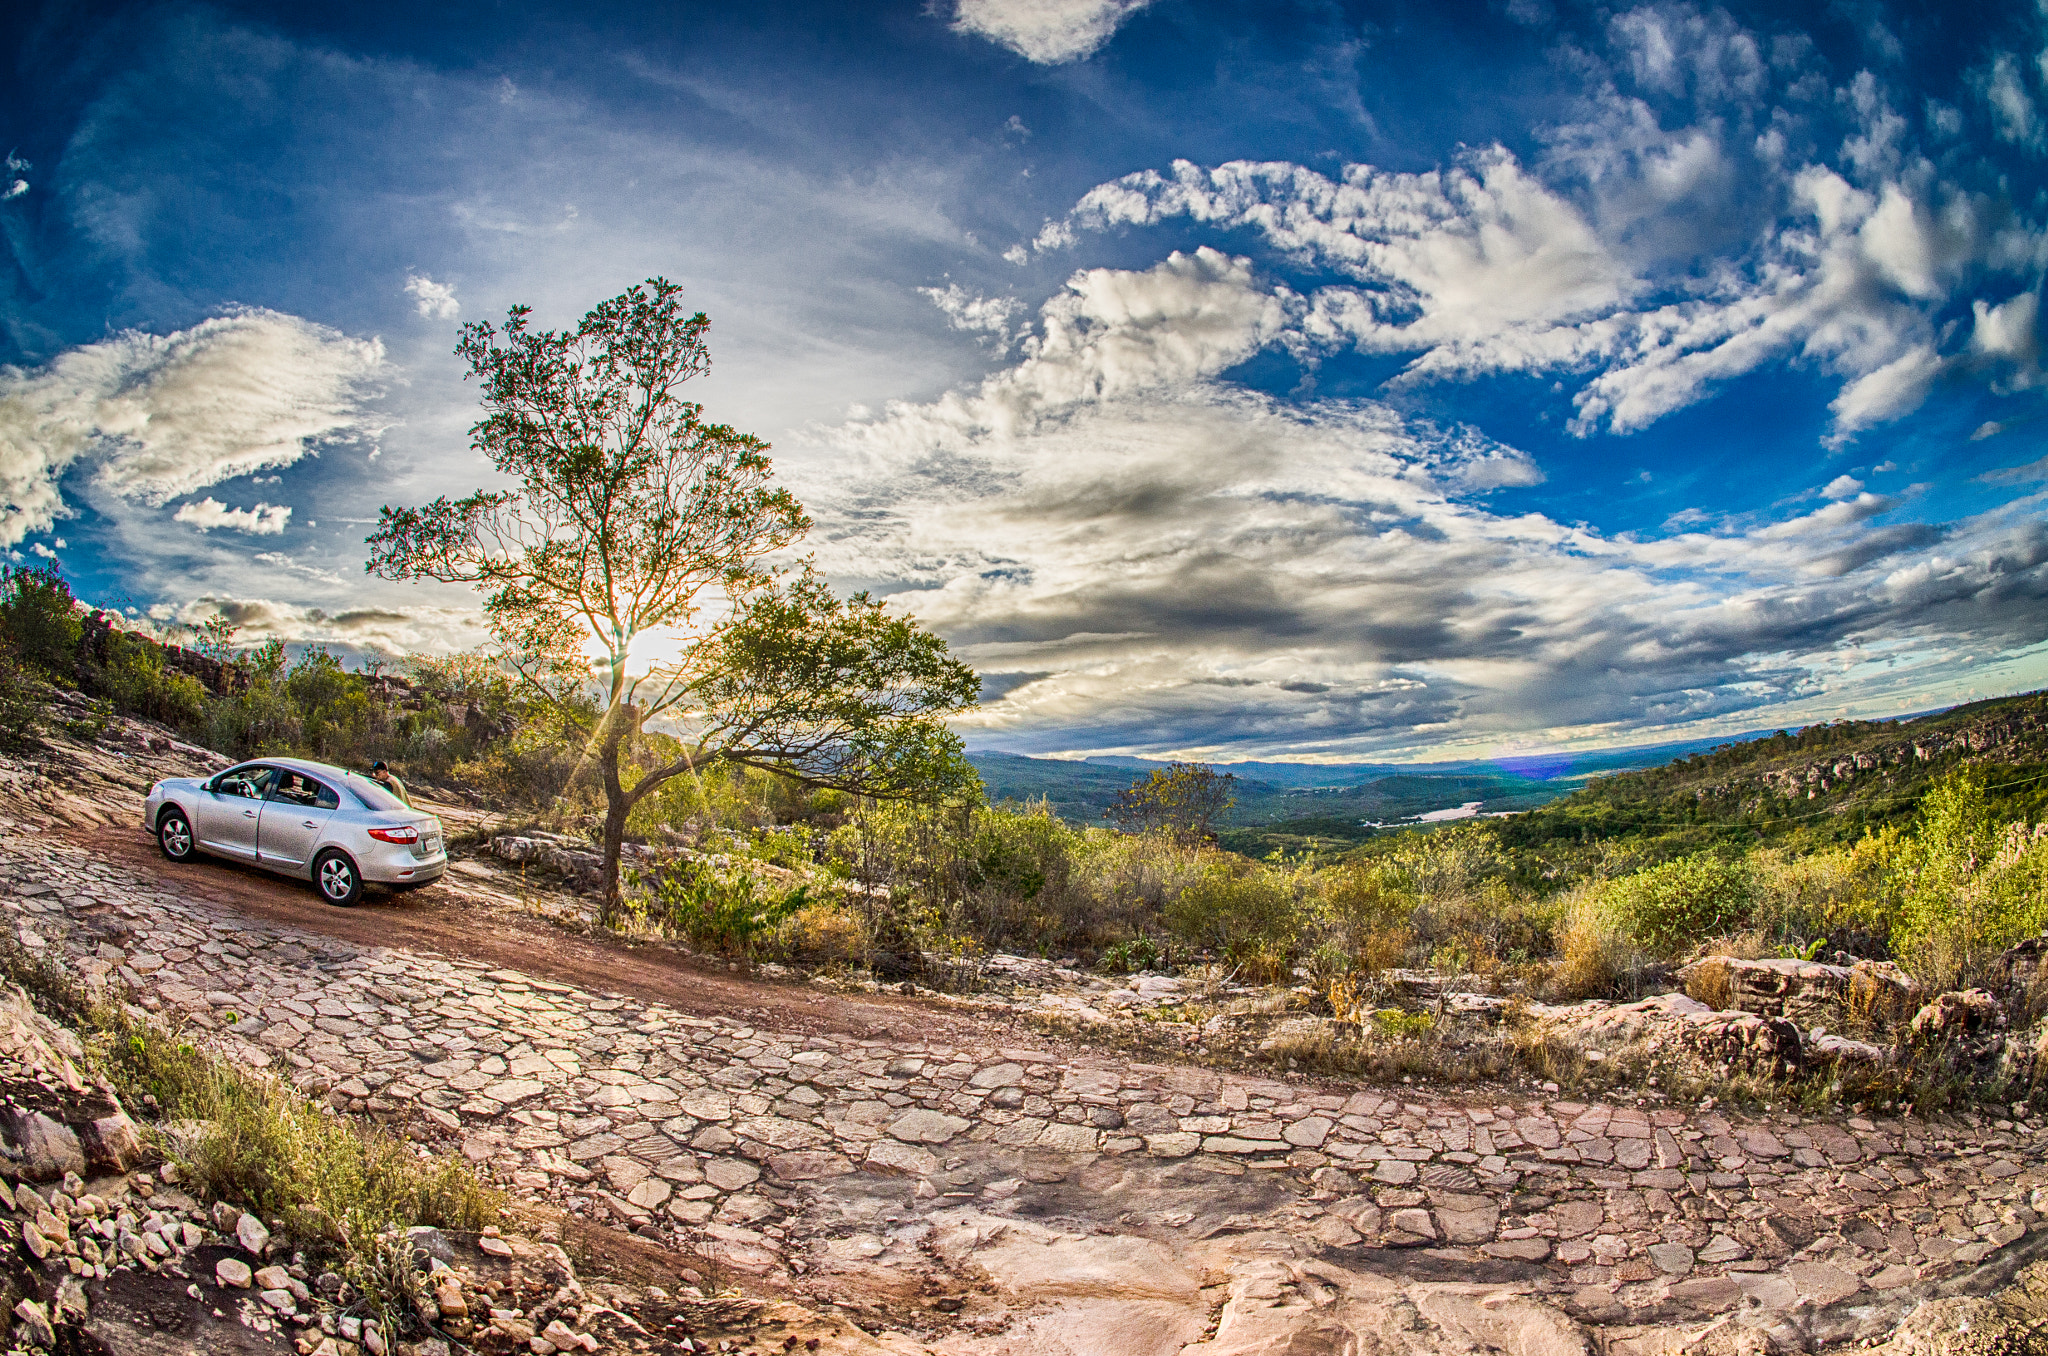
[0,718,2044,1354]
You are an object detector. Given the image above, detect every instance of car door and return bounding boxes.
[192,765,275,858]
[257,773,340,870]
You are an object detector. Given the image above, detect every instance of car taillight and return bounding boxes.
[368,826,420,844]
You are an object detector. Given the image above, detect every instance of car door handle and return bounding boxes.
[303,820,317,828]
[244,809,258,818]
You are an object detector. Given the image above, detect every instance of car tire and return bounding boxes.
[313,850,364,907]
[156,809,196,862]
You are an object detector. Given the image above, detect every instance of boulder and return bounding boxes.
[1530,992,1803,1080]
[1910,989,2003,1039]
[0,986,145,1180]
[1679,956,1849,1024]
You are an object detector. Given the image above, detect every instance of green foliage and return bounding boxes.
[88,627,208,727]
[1592,853,1753,959]
[1097,936,1162,974]
[1890,772,2048,990]
[0,565,82,676]
[644,858,811,958]
[1166,859,1303,979]
[284,648,374,759]
[1104,762,1238,844]
[0,654,41,751]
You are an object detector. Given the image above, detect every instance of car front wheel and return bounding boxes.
[157,810,196,862]
[313,850,364,907]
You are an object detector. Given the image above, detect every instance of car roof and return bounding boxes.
[238,756,349,779]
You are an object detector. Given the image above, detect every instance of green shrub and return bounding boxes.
[1166,860,1302,979]
[1595,853,1753,958]
[0,654,40,751]
[89,628,208,726]
[1891,773,2048,989]
[644,858,811,958]
[0,565,82,677]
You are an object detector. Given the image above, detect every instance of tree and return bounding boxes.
[367,278,980,919]
[1105,762,1238,845]
[0,564,83,677]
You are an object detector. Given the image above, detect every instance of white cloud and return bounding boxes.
[403,274,461,320]
[951,0,1153,65]
[1827,344,1945,441]
[1,181,24,202]
[172,497,293,535]
[1982,53,2043,148]
[1971,290,2041,385]
[0,309,384,545]
[919,283,1023,349]
[160,595,489,655]
[1045,143,2017,443]
[790,253,2047,756]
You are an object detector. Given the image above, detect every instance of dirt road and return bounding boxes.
[73,818,1014,1047]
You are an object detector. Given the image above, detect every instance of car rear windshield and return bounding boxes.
[343,775,409,811]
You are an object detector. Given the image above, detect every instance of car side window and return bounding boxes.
[215,767,275,799]
[268,774,340,810]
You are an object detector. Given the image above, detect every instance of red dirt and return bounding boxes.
[67,817,1025,1049]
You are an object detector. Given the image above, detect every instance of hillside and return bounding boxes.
[1498,688,2048,849]
[968,729,1781,852]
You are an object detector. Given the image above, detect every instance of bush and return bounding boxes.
[643,858,811,958]
[0,654,40,751]
[0,565,82,677]
[1166,860,1302,980]
[87,627,208,726]
[1890,773,2048,989]
[1596,853,1753,959]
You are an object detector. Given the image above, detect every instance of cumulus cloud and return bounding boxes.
[1017,0,2047,449]
[796,250,2048,756]
[951,0,1153,64]
[172,497,292,535]
[0,309,384,546]
[403,274,461,320]
[919,283,1023,350]
[2,151,26,201]
[153,595,489,656]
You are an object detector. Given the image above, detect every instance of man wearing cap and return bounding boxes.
[371,761,413,807]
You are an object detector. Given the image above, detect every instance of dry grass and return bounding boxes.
[1683,957,1734,1011]
[0,935,501,1330]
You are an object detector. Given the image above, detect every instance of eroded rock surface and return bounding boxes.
[0,793,2044,1353]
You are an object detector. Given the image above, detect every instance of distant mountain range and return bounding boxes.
[968,689,2048,856]
[966,727,1781,831]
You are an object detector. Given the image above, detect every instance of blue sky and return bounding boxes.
[1,0,2045,761]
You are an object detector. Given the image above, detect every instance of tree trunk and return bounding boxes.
[595,702,634,927]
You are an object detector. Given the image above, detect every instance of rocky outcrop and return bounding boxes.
[0,986,142,1181]
[488,833,657,891]
[1679,954,1924,1029]
[1529,992,1804,1079]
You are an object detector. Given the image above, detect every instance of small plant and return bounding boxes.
[60,696,114,742]
[647,858,811,958]
[1370,1008,1437,1039]
[1098,935,1162,975]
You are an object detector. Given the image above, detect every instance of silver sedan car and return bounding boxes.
[143,756,446,906]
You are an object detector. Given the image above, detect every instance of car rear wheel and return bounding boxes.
[157,810,196,862]
[313,850,364,907]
